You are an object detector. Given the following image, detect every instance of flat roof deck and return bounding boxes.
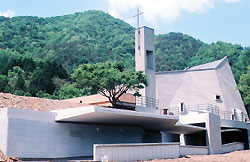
[52,106,205,134]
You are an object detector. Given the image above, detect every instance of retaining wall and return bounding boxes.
[94,143,210,162]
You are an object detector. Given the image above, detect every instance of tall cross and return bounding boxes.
[133,8,143,29]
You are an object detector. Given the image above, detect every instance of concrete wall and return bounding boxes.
[215,61,247,114]
[220,142,244,153]
[205,113,222,154]
[156,69,221,110]
[156,59,247,115]
[135,106,160,114]
[247,123,250,148]
[0,108,143,158]
[135,27,156,100]
[94,143,180,161]
[179,111,207,124]
[161,132,180,143]
[93,142,244,162]
[94,143,210,162]
[180,145,208,155]
[156,71,185,110]
[221,119,247,129]
[179,112,249,154]
[180,112,222,154]
[0,108,8,155]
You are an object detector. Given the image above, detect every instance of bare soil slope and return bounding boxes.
[0,150,20,162]
[0,93,87,112]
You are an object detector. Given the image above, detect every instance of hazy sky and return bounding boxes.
[1,0,250,46]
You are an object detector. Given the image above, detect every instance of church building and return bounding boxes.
[0,26,249,161]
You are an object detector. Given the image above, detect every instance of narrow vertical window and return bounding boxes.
[146,50,153,70]
[180,102,184,112]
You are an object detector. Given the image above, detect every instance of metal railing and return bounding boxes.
[136,96,159,109]
[163,103,249,122]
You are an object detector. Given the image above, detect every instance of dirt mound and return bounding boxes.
[0,150,20,162]
[0,93,89,161]
[0,93,88,112]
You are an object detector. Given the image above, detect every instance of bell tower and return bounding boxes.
[135,26,156,100]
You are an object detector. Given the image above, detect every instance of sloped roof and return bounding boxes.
[188,56,228,70]
[156,56,228,74]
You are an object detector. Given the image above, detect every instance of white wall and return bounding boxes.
[156,59,247,115]
[94,143,180,162]
[180,145,208,155]
[179,111,207,124]
[215,61,247,114]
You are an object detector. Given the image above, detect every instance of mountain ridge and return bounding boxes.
[0,10,249,106]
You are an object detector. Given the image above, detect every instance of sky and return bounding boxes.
[0,0,250,46]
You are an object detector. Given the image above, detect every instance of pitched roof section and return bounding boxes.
[156,56,228,74]
[188,56,228,70]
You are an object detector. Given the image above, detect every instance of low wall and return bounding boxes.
[220,142,244,153]
[135,106,160,114]
[94,143,180,162]
[180,145,208,156]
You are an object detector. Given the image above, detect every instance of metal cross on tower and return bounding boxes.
[133,8,143,29]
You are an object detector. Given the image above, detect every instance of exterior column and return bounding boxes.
[205,113,222,154]
[180,134,186,145]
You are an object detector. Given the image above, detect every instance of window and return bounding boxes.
[214,94,221,101]
[180,102,184,112]
[216,95,221,100]
[146,50,154,70]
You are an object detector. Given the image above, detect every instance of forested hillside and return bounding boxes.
[0,10,249,111]
[155,34,250,82]
[0,10,135,72]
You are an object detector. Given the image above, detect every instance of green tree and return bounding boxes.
[238,66,250,115]
[54,83,91,99]
[0,75,7,92]
[28,67,55,95]
[5,66,26,93]
[36,90,54,99]
[28,59,68,96]
[72,62,148,107]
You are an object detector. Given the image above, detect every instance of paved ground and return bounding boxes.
[145,150,250,162]
[1,148,249,161]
